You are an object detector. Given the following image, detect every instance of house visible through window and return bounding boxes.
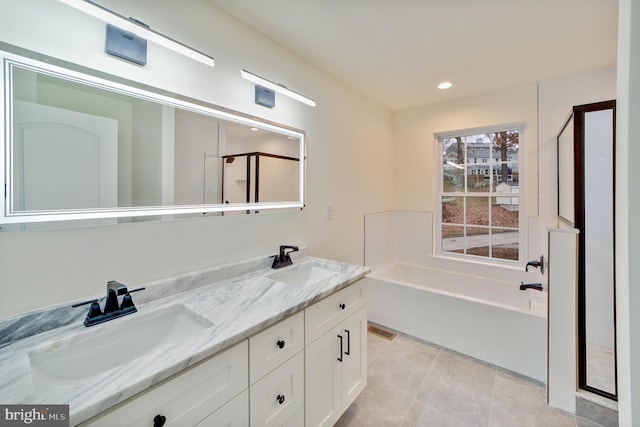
[438,127,522,261]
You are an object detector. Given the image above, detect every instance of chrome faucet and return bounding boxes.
[272,245,299,269]
[72,281,145,327]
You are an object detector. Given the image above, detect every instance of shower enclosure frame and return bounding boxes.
[220,151,300,213]
[558,99,617,401]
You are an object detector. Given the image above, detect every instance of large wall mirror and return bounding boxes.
[0,49,305,229]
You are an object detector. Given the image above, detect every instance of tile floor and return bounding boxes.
[335,327,608,427]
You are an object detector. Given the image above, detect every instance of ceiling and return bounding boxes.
[209,0,618,111]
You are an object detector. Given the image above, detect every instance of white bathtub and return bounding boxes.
[366,262,547,382]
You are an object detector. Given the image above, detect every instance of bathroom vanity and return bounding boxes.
[0,254,369,426]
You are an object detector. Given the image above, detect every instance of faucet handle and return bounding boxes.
[72,299,103,326]
[71,298,99,308]
[120,287,145,309]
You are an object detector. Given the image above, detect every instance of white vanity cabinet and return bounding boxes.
[80,341,248,427]
[304,281,367,427]
[77,279,367,427]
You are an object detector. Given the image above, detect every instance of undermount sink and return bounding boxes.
[267,261,341,288]
[29,304,212,384]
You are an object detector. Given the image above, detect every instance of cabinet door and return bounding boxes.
[305,324,342,427]
[195,390,248,427]
[341,308,367,409]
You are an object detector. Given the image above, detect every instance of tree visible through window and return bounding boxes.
[439,128,521,261]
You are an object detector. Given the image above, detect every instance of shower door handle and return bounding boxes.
[337,334,343,362]
[344,329,351,356]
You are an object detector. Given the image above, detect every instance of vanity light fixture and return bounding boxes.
[437,81,453,90]
[56,0,215,67]
[241,69,316,107]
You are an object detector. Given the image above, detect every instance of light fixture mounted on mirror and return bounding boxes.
[241,69,316,107]
[56,0,215,67]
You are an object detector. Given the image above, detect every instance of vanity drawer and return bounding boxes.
[282,407,304,427]
[195,389,249,427]
[249,311,304,384]
[305,280,365,345]
[250,351,304,427]
[81,341,248,427]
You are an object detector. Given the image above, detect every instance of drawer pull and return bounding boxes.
[277,394,286,405]
[339,303,346,310]
[153,414,166,427]
[276,340,285,349]
[345,329,351,356]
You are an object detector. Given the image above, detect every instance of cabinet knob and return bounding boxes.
[153,415,166,427]
[339,303,346,310]
[277,394,286,405]
[276,340,285,349]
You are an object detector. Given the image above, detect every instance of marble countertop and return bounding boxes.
[0,254,369,425]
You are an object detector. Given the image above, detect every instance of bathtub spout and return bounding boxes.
[525,255,544,274]
[520,282,543,291]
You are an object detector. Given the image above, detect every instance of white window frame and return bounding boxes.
[435,123,526,266]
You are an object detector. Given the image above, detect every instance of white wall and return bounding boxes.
[547,229,579,412]
[364,211,433,270]
[0,0,394,317]
[393,84,538,215]
[615,0,640,424]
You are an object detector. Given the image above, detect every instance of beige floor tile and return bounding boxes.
[336,329,586,427]
[401,399,475,427]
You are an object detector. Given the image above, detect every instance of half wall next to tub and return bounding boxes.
[364,211,547,382]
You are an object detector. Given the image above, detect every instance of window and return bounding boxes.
[438,127,522,262]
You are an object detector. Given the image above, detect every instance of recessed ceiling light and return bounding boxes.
[437,82,453,90]
[250,127,259,131]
